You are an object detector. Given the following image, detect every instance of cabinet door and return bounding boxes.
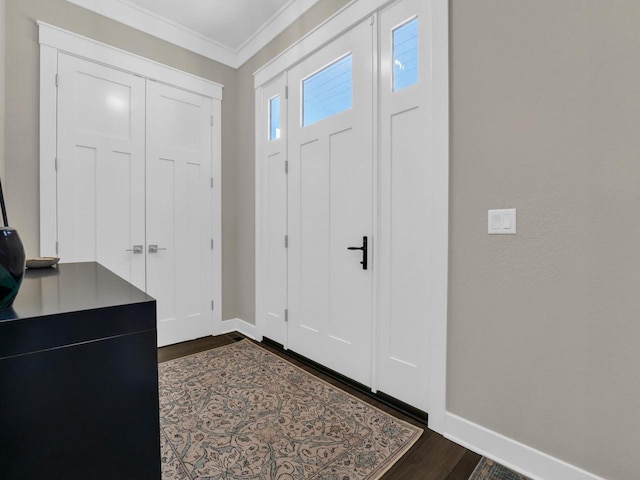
[146,81,213,347]
[57,53,146,290]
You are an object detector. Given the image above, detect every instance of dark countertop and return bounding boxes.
[0,262,154,322]
[0,262,156,359]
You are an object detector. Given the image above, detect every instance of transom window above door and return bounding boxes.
[302,53,353,126]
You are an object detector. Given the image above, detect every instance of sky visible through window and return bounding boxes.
[303,54,353,126]
[269,95,281,140]
[393,18,418,91]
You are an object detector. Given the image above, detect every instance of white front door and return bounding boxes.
[146,81,214,347]
[287,19,374,386]
[56,53,146,290]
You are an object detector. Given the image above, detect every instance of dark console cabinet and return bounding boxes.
[0,262,161,480]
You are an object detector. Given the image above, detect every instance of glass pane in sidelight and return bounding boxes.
[269,96,281,140]
[393,18,419,91]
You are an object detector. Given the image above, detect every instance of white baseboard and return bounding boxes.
[219,318,263,342]
[445,413,606,480]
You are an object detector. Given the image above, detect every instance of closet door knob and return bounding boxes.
[125,245,143,254]
[148,244,167,254]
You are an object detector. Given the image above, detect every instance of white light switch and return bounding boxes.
[488,208,516,234]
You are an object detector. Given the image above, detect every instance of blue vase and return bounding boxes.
[0,227,26,309]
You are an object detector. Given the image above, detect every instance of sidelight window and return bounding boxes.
[302,54,353,126]
[269,96,281,140]
[393,18,419,91]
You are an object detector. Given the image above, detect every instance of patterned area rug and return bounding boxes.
[159,340,423,479]
[469,458,531,480]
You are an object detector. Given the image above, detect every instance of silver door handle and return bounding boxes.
[148,244,167,253]
[126,245,143,254]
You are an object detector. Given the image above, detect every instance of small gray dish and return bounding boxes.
[26,257,60,269]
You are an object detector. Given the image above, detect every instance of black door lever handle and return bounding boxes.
[347,236,368,270]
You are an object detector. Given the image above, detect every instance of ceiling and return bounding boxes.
[67,0,322,68]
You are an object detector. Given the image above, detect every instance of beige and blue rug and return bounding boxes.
[469,458,531,480]
[159,340,423,479]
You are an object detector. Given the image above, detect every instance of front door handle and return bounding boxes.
[347,236,368,270]
[148,244,167,254]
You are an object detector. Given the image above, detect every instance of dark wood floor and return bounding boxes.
[158,334,481,480]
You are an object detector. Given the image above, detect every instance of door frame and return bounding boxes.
[38,22,224,335]
[254,0,449,432]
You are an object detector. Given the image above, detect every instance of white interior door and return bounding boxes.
[287,19,374,386]
[56,53,146,290]
[146,81,213,347]
[378,0,431,411]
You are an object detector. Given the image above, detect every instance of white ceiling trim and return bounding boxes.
[235,0,322,67]
[66,0,237,66]
[66,0,322,69]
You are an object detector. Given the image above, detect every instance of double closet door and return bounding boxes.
[260,0,431,411]
[56,53,214,347]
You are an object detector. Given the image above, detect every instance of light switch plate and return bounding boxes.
[488,208,516,234]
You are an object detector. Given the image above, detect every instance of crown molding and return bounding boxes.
[66,0,237,66]
[66,0,322,69]
[235,0,322,67]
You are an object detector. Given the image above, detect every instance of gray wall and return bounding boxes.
[448,1,640,479]
[234,0,351,322]
[3,0,238,319]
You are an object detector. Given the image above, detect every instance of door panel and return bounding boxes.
[287,19,374,386]
[260,77,288,345]
[57,53,146,290]
[146,81,213,347]
[378,0,431,411]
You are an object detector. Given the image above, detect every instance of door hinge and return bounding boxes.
[284,160,288,174]
[211,238,214,250]
[55,241,59,255]
[54,157,58,171]
[211,177,214,188]
[55,73,59,87]
[284,309,288,322]
[211,300,215,311]
[370,15,375,26]
[285,86,289,99]
[284,235,288,248]
[210,115,214,126]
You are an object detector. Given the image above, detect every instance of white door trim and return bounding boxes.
[254,0,449,434]
[38,22,223,99]
[39,22,223,335]
[426,0,449,435]
[254,0,362,88]
[39,43,58,260]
